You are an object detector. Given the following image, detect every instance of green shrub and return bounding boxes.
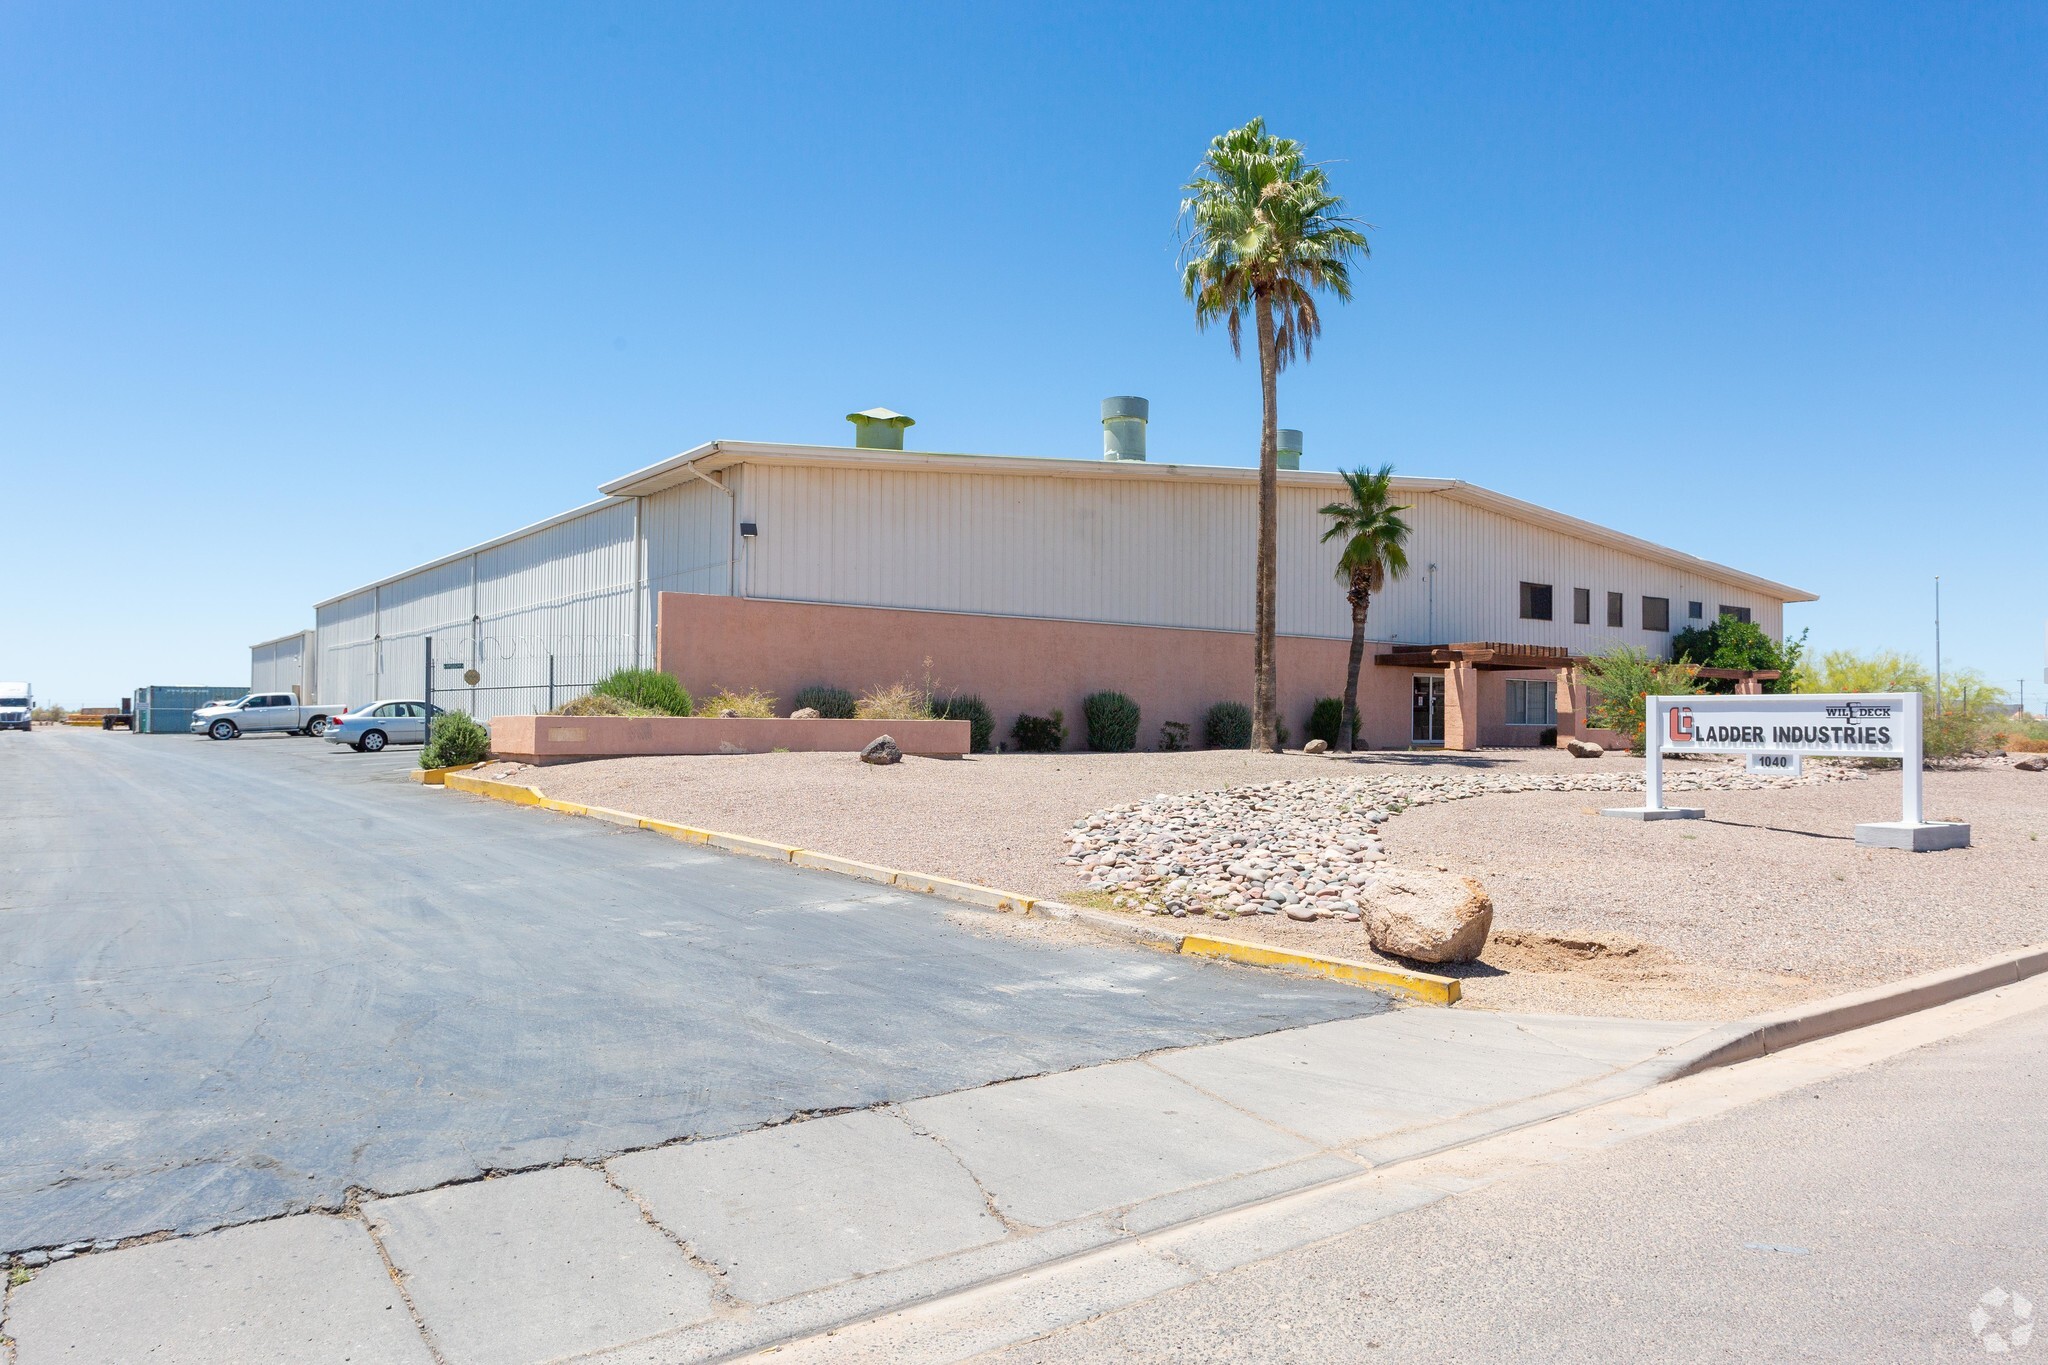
[1157,720,1191,752]
[1672,618,1807,694]
[421,710,491,769]
[1204,701,1252,749]
[1082,690,1141,752]
[1585,645,1701,753]
[930,693,995,753]
[1011,709,1066,753]
[793,684,856,718]
[700,687,777,718]
[592,668,692,717]
[1306,697,1345,748]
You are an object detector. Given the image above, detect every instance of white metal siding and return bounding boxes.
[250,631,317,698]
[471,500,639,717]
[316,592,378,710]
[726,464,1783,653]
[643,478,732,598]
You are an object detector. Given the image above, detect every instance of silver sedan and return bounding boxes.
[323,700,443,753]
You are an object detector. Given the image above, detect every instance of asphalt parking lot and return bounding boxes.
[0,726,1382,1254]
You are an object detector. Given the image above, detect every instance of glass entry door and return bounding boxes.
[1412,675,1445,745]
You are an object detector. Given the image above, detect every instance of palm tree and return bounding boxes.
[1319,465,1410,751]
[1181,118,1369,751]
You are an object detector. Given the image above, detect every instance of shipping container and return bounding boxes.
[133,684,247,735]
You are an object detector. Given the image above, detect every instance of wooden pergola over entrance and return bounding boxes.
[1372,642,1589,751]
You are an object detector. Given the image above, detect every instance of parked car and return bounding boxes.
[323,700,443,752]
[190,692,336,740]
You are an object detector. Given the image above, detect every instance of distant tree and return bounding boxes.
[1180,118,1369,752]
[1670,617,1807,693]
[1317,465,1410,750]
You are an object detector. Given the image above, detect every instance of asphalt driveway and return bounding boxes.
[0,726,1382,1253]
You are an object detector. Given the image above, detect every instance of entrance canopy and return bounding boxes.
[1373,642,1582,671]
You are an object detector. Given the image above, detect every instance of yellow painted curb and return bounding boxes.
[577,804,646,827]
[705,831,799,861]
[444,773,548,806]
[793,850,900,885]
[639,818,712,844]
[1180,935,1461,1005]
[410,762,486,786]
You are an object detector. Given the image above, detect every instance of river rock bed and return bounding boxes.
[1067,762,1866,923]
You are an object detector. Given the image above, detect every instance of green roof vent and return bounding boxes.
[846,407,915,450]
[1277,428,1303,471]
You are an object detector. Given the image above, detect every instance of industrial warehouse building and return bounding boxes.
[271,402,1814,751]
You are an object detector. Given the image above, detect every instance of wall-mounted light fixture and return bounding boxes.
[739,521,758,538]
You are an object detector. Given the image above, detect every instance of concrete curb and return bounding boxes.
[409,762,486,786]
[1652,943,2048,1080]
[433,772,1461,1005]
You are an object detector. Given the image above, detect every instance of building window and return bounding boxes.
[1642,596,1671,631]
[1573,587,1591,625]
[1519,582,1553,621]
[1720,605,1752,624]
[1688,601,1704,620]
[1607,591,1624,628]
[1506,679,1556,726]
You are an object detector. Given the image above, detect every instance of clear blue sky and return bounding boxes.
[4,2,2043,707]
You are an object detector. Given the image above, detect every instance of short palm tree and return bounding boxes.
[1181,118,1369,751]
[1319,465,1410,750]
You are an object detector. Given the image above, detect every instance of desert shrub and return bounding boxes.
[1082,690,1141,752]
[1011,709,1067,753]
[1157,720,1191,753]
[1672,619,1807,693]
[420,710,491,769]
[1584,645,1701,753]
[855,682,932,720]
[592,668,692,717]
[1540,726,1558,748]
[930,693,995,753]
[1204,701,1252,749]
[793,684,856,719]
[1306,697,1345,748]
[700,687,777,718]
[551,692,659,717]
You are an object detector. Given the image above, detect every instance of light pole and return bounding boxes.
[1933,576,1942,718]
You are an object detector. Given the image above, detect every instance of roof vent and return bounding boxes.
[1277,429,1303,471]
[846,407,914,450]
[1101,396,1148,461]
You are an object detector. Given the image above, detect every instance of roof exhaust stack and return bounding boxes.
[846,407,915,450]
[1276,429,1303,471]
[1101,396,1148,461]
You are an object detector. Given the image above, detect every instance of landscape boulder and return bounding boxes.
[2016,756,2046,773]
[860,735,902,765]
[790,706,821,720]
[718,708,740,718]
[1361,869,1493,963]
[1566,738,1604,758]
[1303,738,1329,754]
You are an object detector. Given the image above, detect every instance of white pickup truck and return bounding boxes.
[190,692,336,740]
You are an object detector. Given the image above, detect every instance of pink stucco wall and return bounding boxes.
[490,713,970,764]
[656,594,1468,751]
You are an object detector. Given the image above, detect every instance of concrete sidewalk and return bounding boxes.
[1,1008,1708,1365]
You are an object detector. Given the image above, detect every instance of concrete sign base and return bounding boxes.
[1854,821,1972,852]
[1600,806,1706,821]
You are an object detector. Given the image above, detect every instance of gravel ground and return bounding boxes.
[485,750,2048,1020]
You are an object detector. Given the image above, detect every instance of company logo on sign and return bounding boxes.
[1822,699,1896,722]
[1669,706,1695,743]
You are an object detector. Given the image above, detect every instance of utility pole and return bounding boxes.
[1933,577,1942,718]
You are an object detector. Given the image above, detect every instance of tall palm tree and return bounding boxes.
[1181,118,1369,751]
[1319,465,1410,751]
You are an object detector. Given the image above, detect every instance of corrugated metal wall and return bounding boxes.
[250,631,317,697]
[726,464,1783,653]
[316,591,378,711]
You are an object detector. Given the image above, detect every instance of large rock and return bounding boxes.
[860,735,902,765]
[1304,739,1329,755]
[2016,756,2046,773]
[790,706,821,720]
[1361,870,1493,963]
[1566,738,1604,758]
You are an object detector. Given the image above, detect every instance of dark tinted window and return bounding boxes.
[1719,605,1752,624]
[1688,601,1704,620]
[1519,582,1553,621]
[1573,587,1591,624]
[1607,592,1624,628]
[1642,596,1671,632]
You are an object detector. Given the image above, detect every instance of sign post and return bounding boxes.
[1601,691,1968,851]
